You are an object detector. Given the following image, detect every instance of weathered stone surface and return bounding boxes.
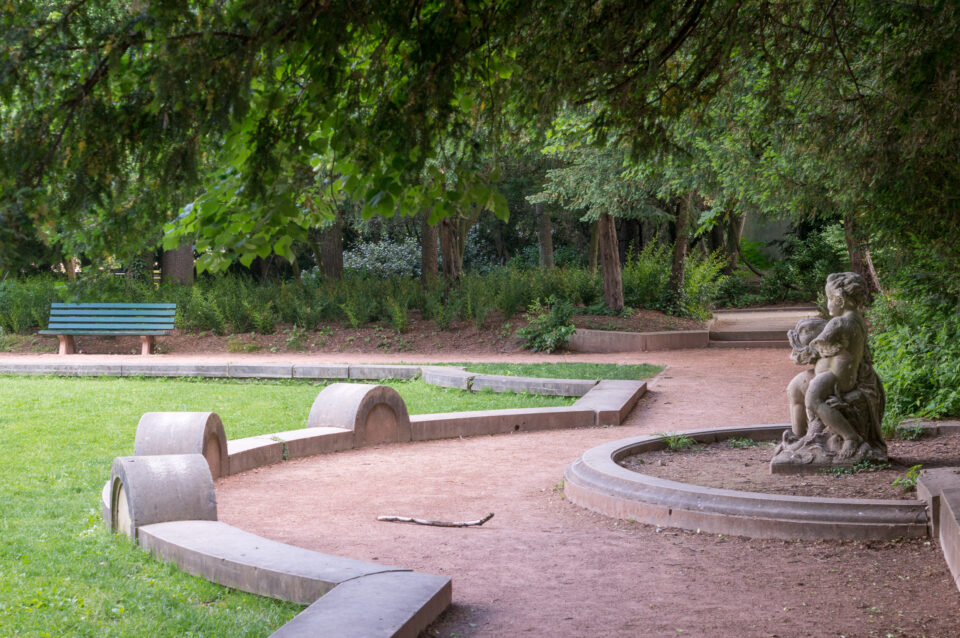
[228,364,293,378]
[270,571,451,638]
[773,272,887,473]
[573,380,647,425]
[421,366,474,390]
[410,407,595,441]
[134,412,228,479]
[568,329,709,353]
[292,364,350,379]
[272,427,355,459]
[564,425,928,541]
[137,520,399,605]
[101,480,111,528]
[226,436,285,475]
[121,363,229,377]
[307,383,411,446]
[470,374,597,397]
[109,454,217,538]
[0,362,123,376]
[348,365,420,380]
[939,488,960,594]
[917,467,960,536]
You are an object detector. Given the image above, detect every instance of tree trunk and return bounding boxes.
[319,211,344,280]
[161,244,194,286]
[667,195,693,308]
[598,213,624,311]
[64,257,79,282]
[420,210,438,286]
[438,217,461,281]
[724,211,745,275]
[536,203,555,269]
[843,214,882,297]
[588,221,599,273]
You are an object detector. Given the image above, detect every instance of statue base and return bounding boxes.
[769,428,888,475]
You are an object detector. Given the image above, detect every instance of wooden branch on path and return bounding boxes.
[377,512,494,528]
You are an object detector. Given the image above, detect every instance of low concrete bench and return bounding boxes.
[39,302,176,355]
[106,452,451,637]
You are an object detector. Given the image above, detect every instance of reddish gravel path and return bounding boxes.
[216,348,960,638]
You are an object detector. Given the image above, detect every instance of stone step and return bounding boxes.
[708,329,788,341]
[708,340,791,349]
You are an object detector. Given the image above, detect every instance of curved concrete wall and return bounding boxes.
[110,454,217,539]
[135,412,228,478]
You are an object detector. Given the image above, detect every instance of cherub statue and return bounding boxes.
[773,272,886,470]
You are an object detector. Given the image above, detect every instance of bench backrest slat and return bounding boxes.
[49,308,176,317]
[51,303,177,309]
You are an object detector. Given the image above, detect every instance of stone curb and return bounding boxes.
[228,364,293,378]
[270,570,452,638]
[568,329,709,353]
[421,366,474,390]
[470,374,596,396]
[410,406,596,441]
[939,489,960,595]
[573,380,647,425]
[708,329,788,341]
[292,364,350,379]
[917,467,960,596]
[713,306,818,314]
[348,364,421,380]
[564,424,929,541]
[137,520,406,605]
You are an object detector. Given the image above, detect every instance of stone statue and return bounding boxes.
[771,272,886,473]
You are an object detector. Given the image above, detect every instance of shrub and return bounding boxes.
[516,296,576,353]
[342,238,421,278]
[0,277,59,332]
[493,268,532,320]
[870,293,960,435]
[460,275,495,328]
[621,243,671,310]
[680,251,728,320]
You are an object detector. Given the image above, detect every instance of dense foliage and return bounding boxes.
[0,243,727,338]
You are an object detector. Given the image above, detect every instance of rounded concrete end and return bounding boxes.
[110,454,217,539]
[307,383,411,446]
[134,412,228,479]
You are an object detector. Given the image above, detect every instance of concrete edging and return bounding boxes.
[568,329,709,353]
[564,424,930,541]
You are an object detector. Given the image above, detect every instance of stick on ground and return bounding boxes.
[377,512,494,527]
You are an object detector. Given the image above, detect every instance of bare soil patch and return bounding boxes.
[619,433,960,500]
[11,308,704,356]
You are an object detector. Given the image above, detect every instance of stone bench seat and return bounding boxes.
[573,380,648,425]
[139,520,451,637]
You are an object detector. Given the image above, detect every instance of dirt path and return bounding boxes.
[216,348,960,638]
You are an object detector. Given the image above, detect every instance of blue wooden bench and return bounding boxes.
[39,303,177,355]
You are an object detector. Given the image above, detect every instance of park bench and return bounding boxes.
[39,303,176,355]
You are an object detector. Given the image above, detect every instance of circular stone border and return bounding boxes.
[563,424,929,541]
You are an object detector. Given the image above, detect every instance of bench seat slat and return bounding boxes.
[39,330,171,336]
[48,316,174,324]
[51,303,176,309]
[45,323,175,331]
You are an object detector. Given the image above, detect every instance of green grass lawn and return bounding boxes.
[459,361,663,380]
[0,375,576,637]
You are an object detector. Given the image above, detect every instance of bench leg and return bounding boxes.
[140,336,155,356]
[58,335,76,356]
